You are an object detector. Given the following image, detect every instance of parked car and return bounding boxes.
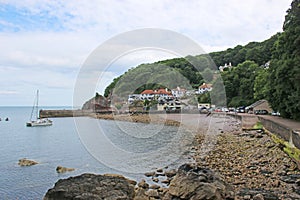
[255,110,268,115]
[271,111,280,116]
[228,107,236,113]
[237,106,246,113]
[222,107,229,112]
[199,107,209,114]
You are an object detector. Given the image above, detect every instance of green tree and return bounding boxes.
[254,68,269,100]
[268,0,300,120]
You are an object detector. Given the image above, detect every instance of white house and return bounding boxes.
[219,62,232,72]
[198,83,213,94]
[140,89,155,100]
[128,94,141,104]
[171,86,187,98]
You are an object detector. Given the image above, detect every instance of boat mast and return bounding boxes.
[36,90,39,119]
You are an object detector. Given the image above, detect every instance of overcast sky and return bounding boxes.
[0,0,292,106]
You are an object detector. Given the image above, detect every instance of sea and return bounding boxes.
[0,106,193,200]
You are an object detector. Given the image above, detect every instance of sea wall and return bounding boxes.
[39,109,93,118]
[258,117,300,149]
[227,113,258,130]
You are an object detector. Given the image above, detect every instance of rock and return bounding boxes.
[156,168,163,173]
[134,187,148,200]
[44,173,135,200]
[149,184,160,190]
[138,179,149,189]
[18,158,38,166]
[144,171,156,177]
[161,179,171,185]
[253,193,264,200]
[152,177,159,183]
[146,189,159,198]
[296,178,300,186]
[272,180,280,187]
[56,166,75,173]
[165,169,177,178]
[155,173,165,177]
[164,163,234,200]
[243,195,251,200]
[238,189,278,200]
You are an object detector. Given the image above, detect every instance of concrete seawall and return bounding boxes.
[227,113,258,130]
[39,109,93,118]
[258,116,300,149]
[227,113,300,150]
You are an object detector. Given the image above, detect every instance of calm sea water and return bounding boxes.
[0,107,192,200]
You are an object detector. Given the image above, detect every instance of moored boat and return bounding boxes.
[26,90,53,127]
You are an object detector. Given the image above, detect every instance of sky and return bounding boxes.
[0,0,292,106]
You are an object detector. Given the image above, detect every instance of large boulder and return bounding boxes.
[164,163,234,200]
[43,173,136,200]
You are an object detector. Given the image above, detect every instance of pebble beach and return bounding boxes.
[94,113,300,199]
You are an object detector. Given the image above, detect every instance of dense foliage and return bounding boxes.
[267,0,300,120]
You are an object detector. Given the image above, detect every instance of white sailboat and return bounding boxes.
[26,90,52,127]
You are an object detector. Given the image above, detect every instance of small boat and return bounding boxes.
[26,90,52,127]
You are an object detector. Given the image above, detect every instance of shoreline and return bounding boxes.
[91,113,181,127]
[95,113,300,198]
[44,112,300,199]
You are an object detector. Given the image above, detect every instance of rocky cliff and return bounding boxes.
[82,93,111,112]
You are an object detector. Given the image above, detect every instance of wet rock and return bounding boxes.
[152,177,159,183]
[155,173,165,177]
[161,179,171,185]
[134,187,148,200]
[156,168,163,173]
[18,158,38,166]
[281,174,300,184]
[253,193,264,200]
[238,189,279,200]
[144,171,156,177]
[149,184,160,190]
[165,169,177,178]
[44,173,136,200]
[164,163,234,200]
[146,189,159,198]
[56,166,75,173]
[138,179,149,189]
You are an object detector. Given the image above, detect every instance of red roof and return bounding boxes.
[141,89,154,95]
[199,83,212,89]
[155,88,172,95]
[140,89,172,95]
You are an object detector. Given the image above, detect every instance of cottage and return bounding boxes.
[128,94,141,104]
[140,89,155,100]
[198,83,213,94]
[219,62,232,72]
[171,86,187,98]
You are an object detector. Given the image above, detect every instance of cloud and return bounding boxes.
[0,90,18,95]
[0,0,292,105]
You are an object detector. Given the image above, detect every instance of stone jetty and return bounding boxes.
[39,109,92,118]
